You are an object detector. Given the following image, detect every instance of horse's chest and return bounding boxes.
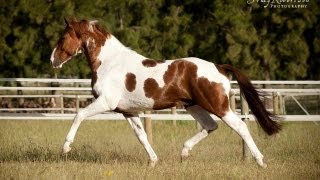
[92,80,103,98]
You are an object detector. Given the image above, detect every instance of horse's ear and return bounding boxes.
[64,18,70,26]
[89,20,98,25]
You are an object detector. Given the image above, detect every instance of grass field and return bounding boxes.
[0,120,319,179]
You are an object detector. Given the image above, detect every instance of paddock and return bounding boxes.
[0,120,319,179]
[0,78,319,179]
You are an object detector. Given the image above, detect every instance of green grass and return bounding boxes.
[0,120,319,179]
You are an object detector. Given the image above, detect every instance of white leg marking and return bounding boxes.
[63,97,109,153]
[126,115,158,167]
[181,129,208,158]
[181,106,217,159]
[222,110,267,168]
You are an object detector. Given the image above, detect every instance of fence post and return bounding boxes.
[76,95,79,113]
[230,92,236,112]
[240,93,250,160]
[17,82,24,107]
[171,107,177,127]
[273,92,280,115]
[279,94,284,115]
[144,111,153,144]
[60,94,64,114]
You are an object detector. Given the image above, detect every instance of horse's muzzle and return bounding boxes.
[51,60,63,69]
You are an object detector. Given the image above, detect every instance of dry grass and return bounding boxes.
[0,120,319,179]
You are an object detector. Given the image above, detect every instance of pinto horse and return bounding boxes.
[50,19,280,168]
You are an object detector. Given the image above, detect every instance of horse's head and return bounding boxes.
[50,18,111,68]
[50,18,83,68]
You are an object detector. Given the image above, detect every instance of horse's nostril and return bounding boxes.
[51,60,59,67]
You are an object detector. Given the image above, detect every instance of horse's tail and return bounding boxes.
[217,64,281,135]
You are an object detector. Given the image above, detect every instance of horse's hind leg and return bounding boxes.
[222,109,267,168]
[181,105,218,159]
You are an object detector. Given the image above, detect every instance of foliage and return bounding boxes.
[0,0,319,79]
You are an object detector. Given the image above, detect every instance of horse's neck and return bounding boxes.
[84,35,134,73]
[99,35,142,62]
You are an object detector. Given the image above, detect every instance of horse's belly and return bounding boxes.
[116,96,154,112]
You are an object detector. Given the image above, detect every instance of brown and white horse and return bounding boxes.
[50,19,281,168]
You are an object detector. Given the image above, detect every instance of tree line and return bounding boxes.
[0,0,319,80]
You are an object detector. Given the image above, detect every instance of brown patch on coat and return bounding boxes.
[52,27,82,67]
[125,73,136,92]
[143,60,229,117]
[144,60,196,110]
[90,60,102,98]
[72,21,109,97]
[193,78,229,117]
[53,20,110,67]
[142,59,166,67]
[53,20,111,98]
[69,20,111,42]
[69,20,111,98]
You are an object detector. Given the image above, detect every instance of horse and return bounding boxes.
[50,19,281,168]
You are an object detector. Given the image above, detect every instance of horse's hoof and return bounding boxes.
[149,159,158,168]
[180,148,189,160]
[256,158,267,168]
[259,162,267,168]
[62,146,71,154]
[180,154,189,163]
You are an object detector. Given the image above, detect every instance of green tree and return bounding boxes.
[209,1,319,80]
[250,1,319,80]
[0,0,319,80]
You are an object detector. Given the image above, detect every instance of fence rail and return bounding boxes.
[1,78,319,121]
[1,78,320,85]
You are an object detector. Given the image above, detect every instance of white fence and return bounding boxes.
[2,78,319,157]
[0,78,320,121]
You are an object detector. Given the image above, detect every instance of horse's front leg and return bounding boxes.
[125,114,158,167]
[63,96,110,153]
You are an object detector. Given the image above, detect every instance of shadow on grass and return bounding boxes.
[0,144,144,164]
